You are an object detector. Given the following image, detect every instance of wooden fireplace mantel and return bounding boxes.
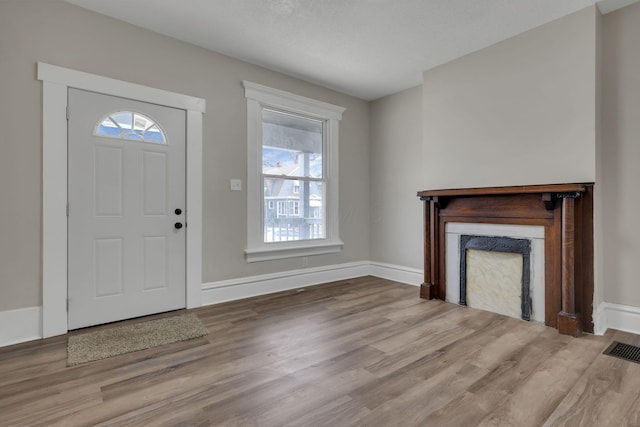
[417,183,594,336]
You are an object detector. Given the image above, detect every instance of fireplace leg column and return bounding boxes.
[420,197,436,299]
[557,193,581,337]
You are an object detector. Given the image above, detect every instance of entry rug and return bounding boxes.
[67,313,208,366]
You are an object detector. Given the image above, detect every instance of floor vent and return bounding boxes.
[603,341,640,364]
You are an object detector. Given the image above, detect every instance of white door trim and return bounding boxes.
[38,62,205,338]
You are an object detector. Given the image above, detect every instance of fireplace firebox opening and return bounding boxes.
[459,235,531,321]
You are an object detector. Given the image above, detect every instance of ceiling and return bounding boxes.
[66,0,638,101]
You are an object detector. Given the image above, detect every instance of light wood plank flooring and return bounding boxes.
[1,276,639,426]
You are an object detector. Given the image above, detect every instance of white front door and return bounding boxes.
[67,88,186,329]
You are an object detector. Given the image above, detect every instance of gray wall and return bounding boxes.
[602,2,640,308]
[421,6,599,191]
[0,0,370,311]
[369,86,423,269]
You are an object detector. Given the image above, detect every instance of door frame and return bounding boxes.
[38,62,206,338]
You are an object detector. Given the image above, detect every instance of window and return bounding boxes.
[291,200,300,216]
[94,111,166,143]
[244,81,345,262]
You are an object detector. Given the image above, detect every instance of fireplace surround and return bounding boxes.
[417,184,594,336]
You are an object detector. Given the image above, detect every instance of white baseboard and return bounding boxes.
[594,302,640,336]
[369,261,422,286]
[0,306,42,347]
[201,261,370,306]
[201,261,423,306]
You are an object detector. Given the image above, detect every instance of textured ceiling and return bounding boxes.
[66,0,638,100]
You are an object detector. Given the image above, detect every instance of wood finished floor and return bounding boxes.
[1,276,639,426]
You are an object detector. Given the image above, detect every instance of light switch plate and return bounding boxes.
[230,179,242,191]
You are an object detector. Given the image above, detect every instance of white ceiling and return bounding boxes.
[66,0,638,101]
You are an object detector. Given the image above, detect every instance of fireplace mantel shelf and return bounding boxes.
[417,183,587,198]
[417,183,594,336]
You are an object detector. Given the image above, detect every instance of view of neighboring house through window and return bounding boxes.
[263,108,324,242]
[244,81,345,262]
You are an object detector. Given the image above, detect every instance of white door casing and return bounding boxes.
[39,62,205,337]
[68,89,186,329]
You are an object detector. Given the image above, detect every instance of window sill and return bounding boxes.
[245,240,343,263]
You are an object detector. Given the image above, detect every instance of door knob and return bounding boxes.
[175,208,182,215]
[174,222,183,229]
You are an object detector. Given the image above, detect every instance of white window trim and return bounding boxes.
[243,81,345,262]
[38,62,205,338]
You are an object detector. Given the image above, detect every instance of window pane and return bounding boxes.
[264,177,324,242]
[262,109,323,179]
[133,113,153,131]
[111,112,133,130]
[96,118,121,138]
[143,125,166,143]
[122,132,143,140]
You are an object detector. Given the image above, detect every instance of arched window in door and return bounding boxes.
[94,111,166,143]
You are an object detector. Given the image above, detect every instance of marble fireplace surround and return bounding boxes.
[417,184,594,336]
